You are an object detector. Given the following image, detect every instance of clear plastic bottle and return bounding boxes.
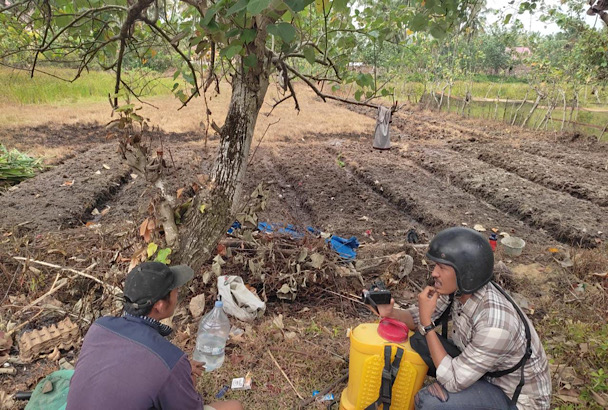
[193,300,231,372]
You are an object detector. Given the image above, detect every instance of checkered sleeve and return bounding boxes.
[435,325,513,392]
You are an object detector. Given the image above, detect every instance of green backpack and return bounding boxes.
[25,369,74,410]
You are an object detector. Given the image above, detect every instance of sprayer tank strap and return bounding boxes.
[365,345,405,410]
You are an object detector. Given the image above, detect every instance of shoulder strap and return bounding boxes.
[439,294,454,338]
[486,282,533,405]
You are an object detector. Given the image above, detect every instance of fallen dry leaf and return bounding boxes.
[272,314,284,330]
[176,187,185,199]
[556,394,580,404]
[47,249,67,256]
[591,391,608,407]
[188,294,206,319]
[139,217,149,237]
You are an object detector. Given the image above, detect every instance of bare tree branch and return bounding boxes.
[265,94,295,116]
[113,38,127,108]
[0,0,32,13]
[120,79,160,109]
[37,5,128,54]
[142,17,201,108]
[31,0,51,78]
[285,63,381,109]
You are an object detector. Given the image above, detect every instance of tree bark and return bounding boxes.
[176,34,271,272]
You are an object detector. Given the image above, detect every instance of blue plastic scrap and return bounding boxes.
[328,235,360,260]
[227,221,359,260]
[227,221,242,235]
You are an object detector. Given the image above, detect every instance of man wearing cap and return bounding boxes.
[66,262,243,410]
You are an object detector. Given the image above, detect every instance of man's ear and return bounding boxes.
[151,298,167,315]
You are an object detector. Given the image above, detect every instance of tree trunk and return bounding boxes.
[176,51,270,272]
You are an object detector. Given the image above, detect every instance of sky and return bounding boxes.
[484,0,604,35]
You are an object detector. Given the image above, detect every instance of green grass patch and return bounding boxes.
[0,67,174,105]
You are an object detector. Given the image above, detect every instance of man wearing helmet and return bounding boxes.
[377,227,551,409]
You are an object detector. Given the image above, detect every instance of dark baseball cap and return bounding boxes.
[123,262,194,309]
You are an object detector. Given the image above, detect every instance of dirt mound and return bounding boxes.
[0,144,130,232]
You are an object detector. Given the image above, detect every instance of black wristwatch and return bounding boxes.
[419,321,435,336]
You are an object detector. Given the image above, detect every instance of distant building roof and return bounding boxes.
[506,46,532,56]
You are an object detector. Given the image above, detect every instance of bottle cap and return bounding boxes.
[215,300,223,308]
[377,317,409,343]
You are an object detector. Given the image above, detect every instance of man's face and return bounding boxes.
[431,263,458,295]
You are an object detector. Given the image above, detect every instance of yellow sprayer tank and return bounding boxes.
[340,323,428,410]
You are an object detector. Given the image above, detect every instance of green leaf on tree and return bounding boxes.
[284,0,315,13]
[202,7,217,27]
[220,43,243,59]
[241,28,257,44]
[226,28,240,38]
[504,14,512,25]
[333,0,349,13]
[410,14,428,32]
[429,22,447,39]
[303,46,315,65]
[355,73,374,88]
[243,53,258,68]
[354,89,363,101]
[226,0,248,16]
[247,0,271,15]
[267,22,296,43]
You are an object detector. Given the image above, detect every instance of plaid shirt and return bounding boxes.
[408,283,551,409]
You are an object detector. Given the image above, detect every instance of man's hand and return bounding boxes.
[369,297,395,318]
[189,359,204,385]
[418,286,438,326]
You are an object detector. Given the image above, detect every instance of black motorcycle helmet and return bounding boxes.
[426,227,494,294]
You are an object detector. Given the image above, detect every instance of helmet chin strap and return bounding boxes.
[453,290,462,298]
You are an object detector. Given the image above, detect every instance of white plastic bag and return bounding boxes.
[217,275,266,322]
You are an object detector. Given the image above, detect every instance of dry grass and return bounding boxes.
[191,308,355,409]
[0,82,374,142]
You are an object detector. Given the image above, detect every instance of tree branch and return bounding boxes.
[37,5,127,54]
[143,17,201,108]
[285,63,380,109]
[31,0,51,78]
[1,0,29,13]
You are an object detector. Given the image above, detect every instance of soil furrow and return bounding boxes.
[451,141,608,207]
[327,140,551,245]
[518,140,608,173]
[0,144,130,232]
[269,142,425,243]
[405,146,606,246]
